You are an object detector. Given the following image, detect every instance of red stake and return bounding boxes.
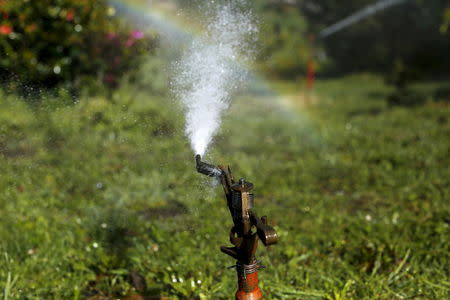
[307,59,315,90]
[235,271,262,300]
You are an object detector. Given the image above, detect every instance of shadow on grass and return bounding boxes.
[140,199,187,220]
[347,107,383,117]
[83,201,188,299]
[366,90,389,100]
[433,87,450,102]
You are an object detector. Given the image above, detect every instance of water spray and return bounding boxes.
[319,0,410,39]
[195,155,278,300]
[173,2,277,297]
[307,0,411,92]
[173,2,257,156]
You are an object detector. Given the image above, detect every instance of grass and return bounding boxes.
[0,75,449,299]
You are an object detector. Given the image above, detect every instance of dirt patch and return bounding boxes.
[0,140,35,158]
[141,200,188,219]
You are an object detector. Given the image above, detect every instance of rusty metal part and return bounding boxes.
[251,213,278,246]
[235,265,263,300]
[195,155,278,299]
[231,260,265,277]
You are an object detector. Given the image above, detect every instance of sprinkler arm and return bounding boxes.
[251,212,278,247]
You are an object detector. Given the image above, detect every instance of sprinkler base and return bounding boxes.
[235,262,262,300]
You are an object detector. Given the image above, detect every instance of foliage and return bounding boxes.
[255,2,311,78]
[441,6,450,33]
[173,0,450,79]
[0,76,449,299]
[303,0,450,76]
[0,0,156,90]
[172,0,314,78]
[385,59,425,106]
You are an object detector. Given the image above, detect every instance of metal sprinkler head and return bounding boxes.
[195,155,278,300]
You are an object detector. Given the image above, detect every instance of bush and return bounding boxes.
[386,60,425,106]
[442,7,450,33]
[256,3,312,78]
[0,0,157,91]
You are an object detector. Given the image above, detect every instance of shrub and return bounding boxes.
[0,0,157,91]
[386,60,425,106]
[442,7,450,33]
[256,3,312,78]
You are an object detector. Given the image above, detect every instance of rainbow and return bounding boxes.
[109,0,317,132]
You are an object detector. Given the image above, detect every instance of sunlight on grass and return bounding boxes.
[1,76,449,299]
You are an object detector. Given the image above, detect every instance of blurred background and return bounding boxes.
[0,0,449,299]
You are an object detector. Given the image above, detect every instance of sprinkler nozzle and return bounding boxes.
[195,154,223,177]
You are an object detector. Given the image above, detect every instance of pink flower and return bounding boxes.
[66,9,75,22]
[0,24,12,35]
[106,32,118,40]
[125,38,135,48]
[104,74,115,84]
[131,30,144,39]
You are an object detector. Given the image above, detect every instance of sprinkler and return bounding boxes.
[195,155,278,300]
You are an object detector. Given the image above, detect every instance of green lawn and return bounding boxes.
[1,76,449,299]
